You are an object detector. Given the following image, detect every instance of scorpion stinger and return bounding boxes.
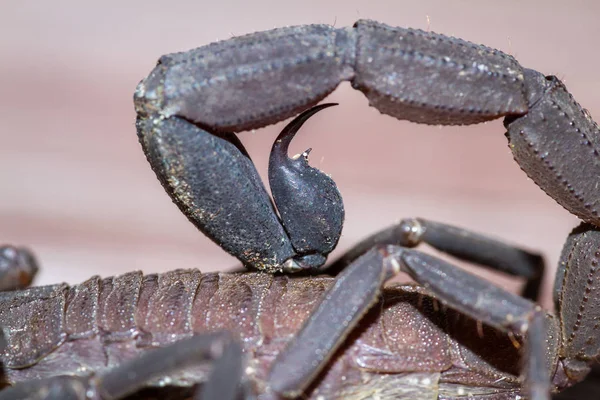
[136,102,343,274]
[269,103,344,271]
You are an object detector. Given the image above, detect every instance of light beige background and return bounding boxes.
[1,1,598,308]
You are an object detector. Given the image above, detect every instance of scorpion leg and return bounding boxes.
[0,246,38,291]
[267,245,555,399]
[0,375,90,400]
[0,332,245,400]
[99,332,244,400]
[329,218,545,300]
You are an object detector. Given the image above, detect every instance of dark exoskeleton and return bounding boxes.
[2,19,600,399]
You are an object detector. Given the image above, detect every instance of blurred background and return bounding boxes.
[1,0,598,308]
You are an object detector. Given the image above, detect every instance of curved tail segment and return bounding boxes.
[134,20,599,274]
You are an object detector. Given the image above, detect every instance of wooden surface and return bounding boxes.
[1,1,599,308]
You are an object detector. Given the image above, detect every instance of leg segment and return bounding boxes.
[525,312,553,400]
[0,332,245,400]
[0,375,89,400]
[267,249,387,397]
[193,334,245,400]
[98,332,244,400]
[329,218,545,300]
[268,245,555,398]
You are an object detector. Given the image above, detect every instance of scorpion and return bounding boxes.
[1,19,600,399]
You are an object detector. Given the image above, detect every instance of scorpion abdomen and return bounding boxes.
[1,270,532,398]
[1,270,535,398]
[0,271,326,385]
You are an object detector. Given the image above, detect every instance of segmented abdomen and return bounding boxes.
[0,270,330,386]
[0,270,524,399]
